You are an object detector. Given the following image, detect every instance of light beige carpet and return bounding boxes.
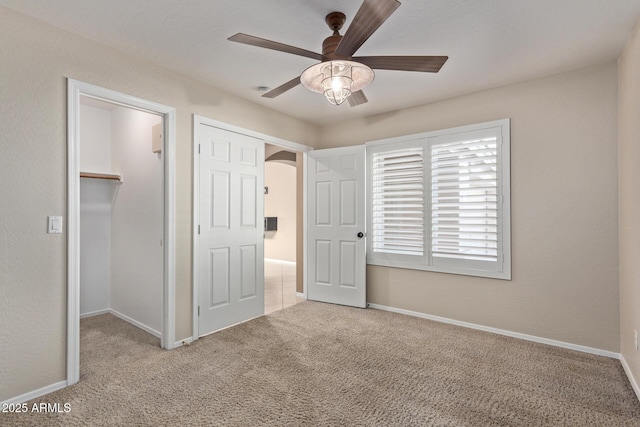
[3,301,640,426]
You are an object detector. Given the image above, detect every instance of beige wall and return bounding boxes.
[264,162,297,262]
[0,6,318,401]
[619,19,640,389]
[318,63,620,352]
[110,107,163,333]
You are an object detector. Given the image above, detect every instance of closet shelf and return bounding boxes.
[80,172,122,182]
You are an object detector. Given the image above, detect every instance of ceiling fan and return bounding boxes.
[228,0,448,107]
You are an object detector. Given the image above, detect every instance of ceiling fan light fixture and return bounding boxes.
[301,60,374,106]
[322,62,352,105]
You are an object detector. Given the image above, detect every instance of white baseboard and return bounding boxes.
[1,380,67,406]
[367,303,619,359]
[174,337,195,348]
[79,308,161,338]
[109,309,161,338]
[80,308,110,319]
[620,354,640,402]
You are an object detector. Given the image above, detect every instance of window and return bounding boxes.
[367,119,511,279]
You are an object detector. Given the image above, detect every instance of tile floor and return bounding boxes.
[265,259,304,314]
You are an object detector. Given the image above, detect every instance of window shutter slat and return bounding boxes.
[431,137,498,262]
[372,148,425,256]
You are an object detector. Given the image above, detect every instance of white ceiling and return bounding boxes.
[3,0,639,125]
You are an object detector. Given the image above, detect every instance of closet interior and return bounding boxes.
[79,95,163,339]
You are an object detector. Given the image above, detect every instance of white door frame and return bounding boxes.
[192,115,310,340]
[67,79,177,387]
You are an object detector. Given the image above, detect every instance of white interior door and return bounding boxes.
[306,146,366,308]
[197,124,264,335]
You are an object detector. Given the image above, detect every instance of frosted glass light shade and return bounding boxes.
[300,60,374,106]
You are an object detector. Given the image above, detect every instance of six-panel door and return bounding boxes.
[197,124,265,335]
[307,146,366,308]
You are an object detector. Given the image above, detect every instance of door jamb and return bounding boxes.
[67,79,177,387]
[192,115,310,340]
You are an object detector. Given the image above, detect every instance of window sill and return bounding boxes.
[366,258,512,280]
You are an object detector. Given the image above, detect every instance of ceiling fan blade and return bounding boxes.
[262,76,301,98]
[348,90,368,107]
[354,56,449,72]
[335,0,400,57]
[228,33,323,61]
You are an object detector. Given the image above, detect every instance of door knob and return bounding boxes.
[357,232,364,238]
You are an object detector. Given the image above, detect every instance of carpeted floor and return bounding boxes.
[3,301,640,426]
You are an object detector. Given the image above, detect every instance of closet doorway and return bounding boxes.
[191,115,308,339]
[67,79,176,387]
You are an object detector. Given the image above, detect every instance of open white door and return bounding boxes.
[306,146,366,308]
[197,124,264,335]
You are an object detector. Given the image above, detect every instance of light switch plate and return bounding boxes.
[48,216,63,234]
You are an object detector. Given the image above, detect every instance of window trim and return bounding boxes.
[366,119,511,280]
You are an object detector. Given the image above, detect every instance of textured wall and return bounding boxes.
[80,179,113,316]
[619,18,640,390]
[264,162,297,262]
[110,107,163,333]
[0,6,318,401]
[318,63,620,352]
[79,104,113,315]
[79,104,112,173]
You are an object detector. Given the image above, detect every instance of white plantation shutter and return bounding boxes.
[431,131,499,267]
[367,119,510,280]
[371,147,424,256]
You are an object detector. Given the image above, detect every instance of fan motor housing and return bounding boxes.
[323,12,347,60]
[322,35,344,59]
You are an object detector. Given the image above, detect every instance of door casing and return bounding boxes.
[67,79,177,387]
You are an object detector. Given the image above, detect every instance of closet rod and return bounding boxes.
[80,172,122,182]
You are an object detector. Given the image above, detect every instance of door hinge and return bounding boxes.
[198,224,200,234]
[198,144,201,154]
[198,306,200,316]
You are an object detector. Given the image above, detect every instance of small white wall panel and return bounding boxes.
[316,181,332,226]
[240,175,256,228]
[210,248,230,308]
[315,240,332,285]
[239,245,257,299]
[340,180,357,226]
[210,171,230,228]
[151,123,162,153]
[340,241,357,288]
